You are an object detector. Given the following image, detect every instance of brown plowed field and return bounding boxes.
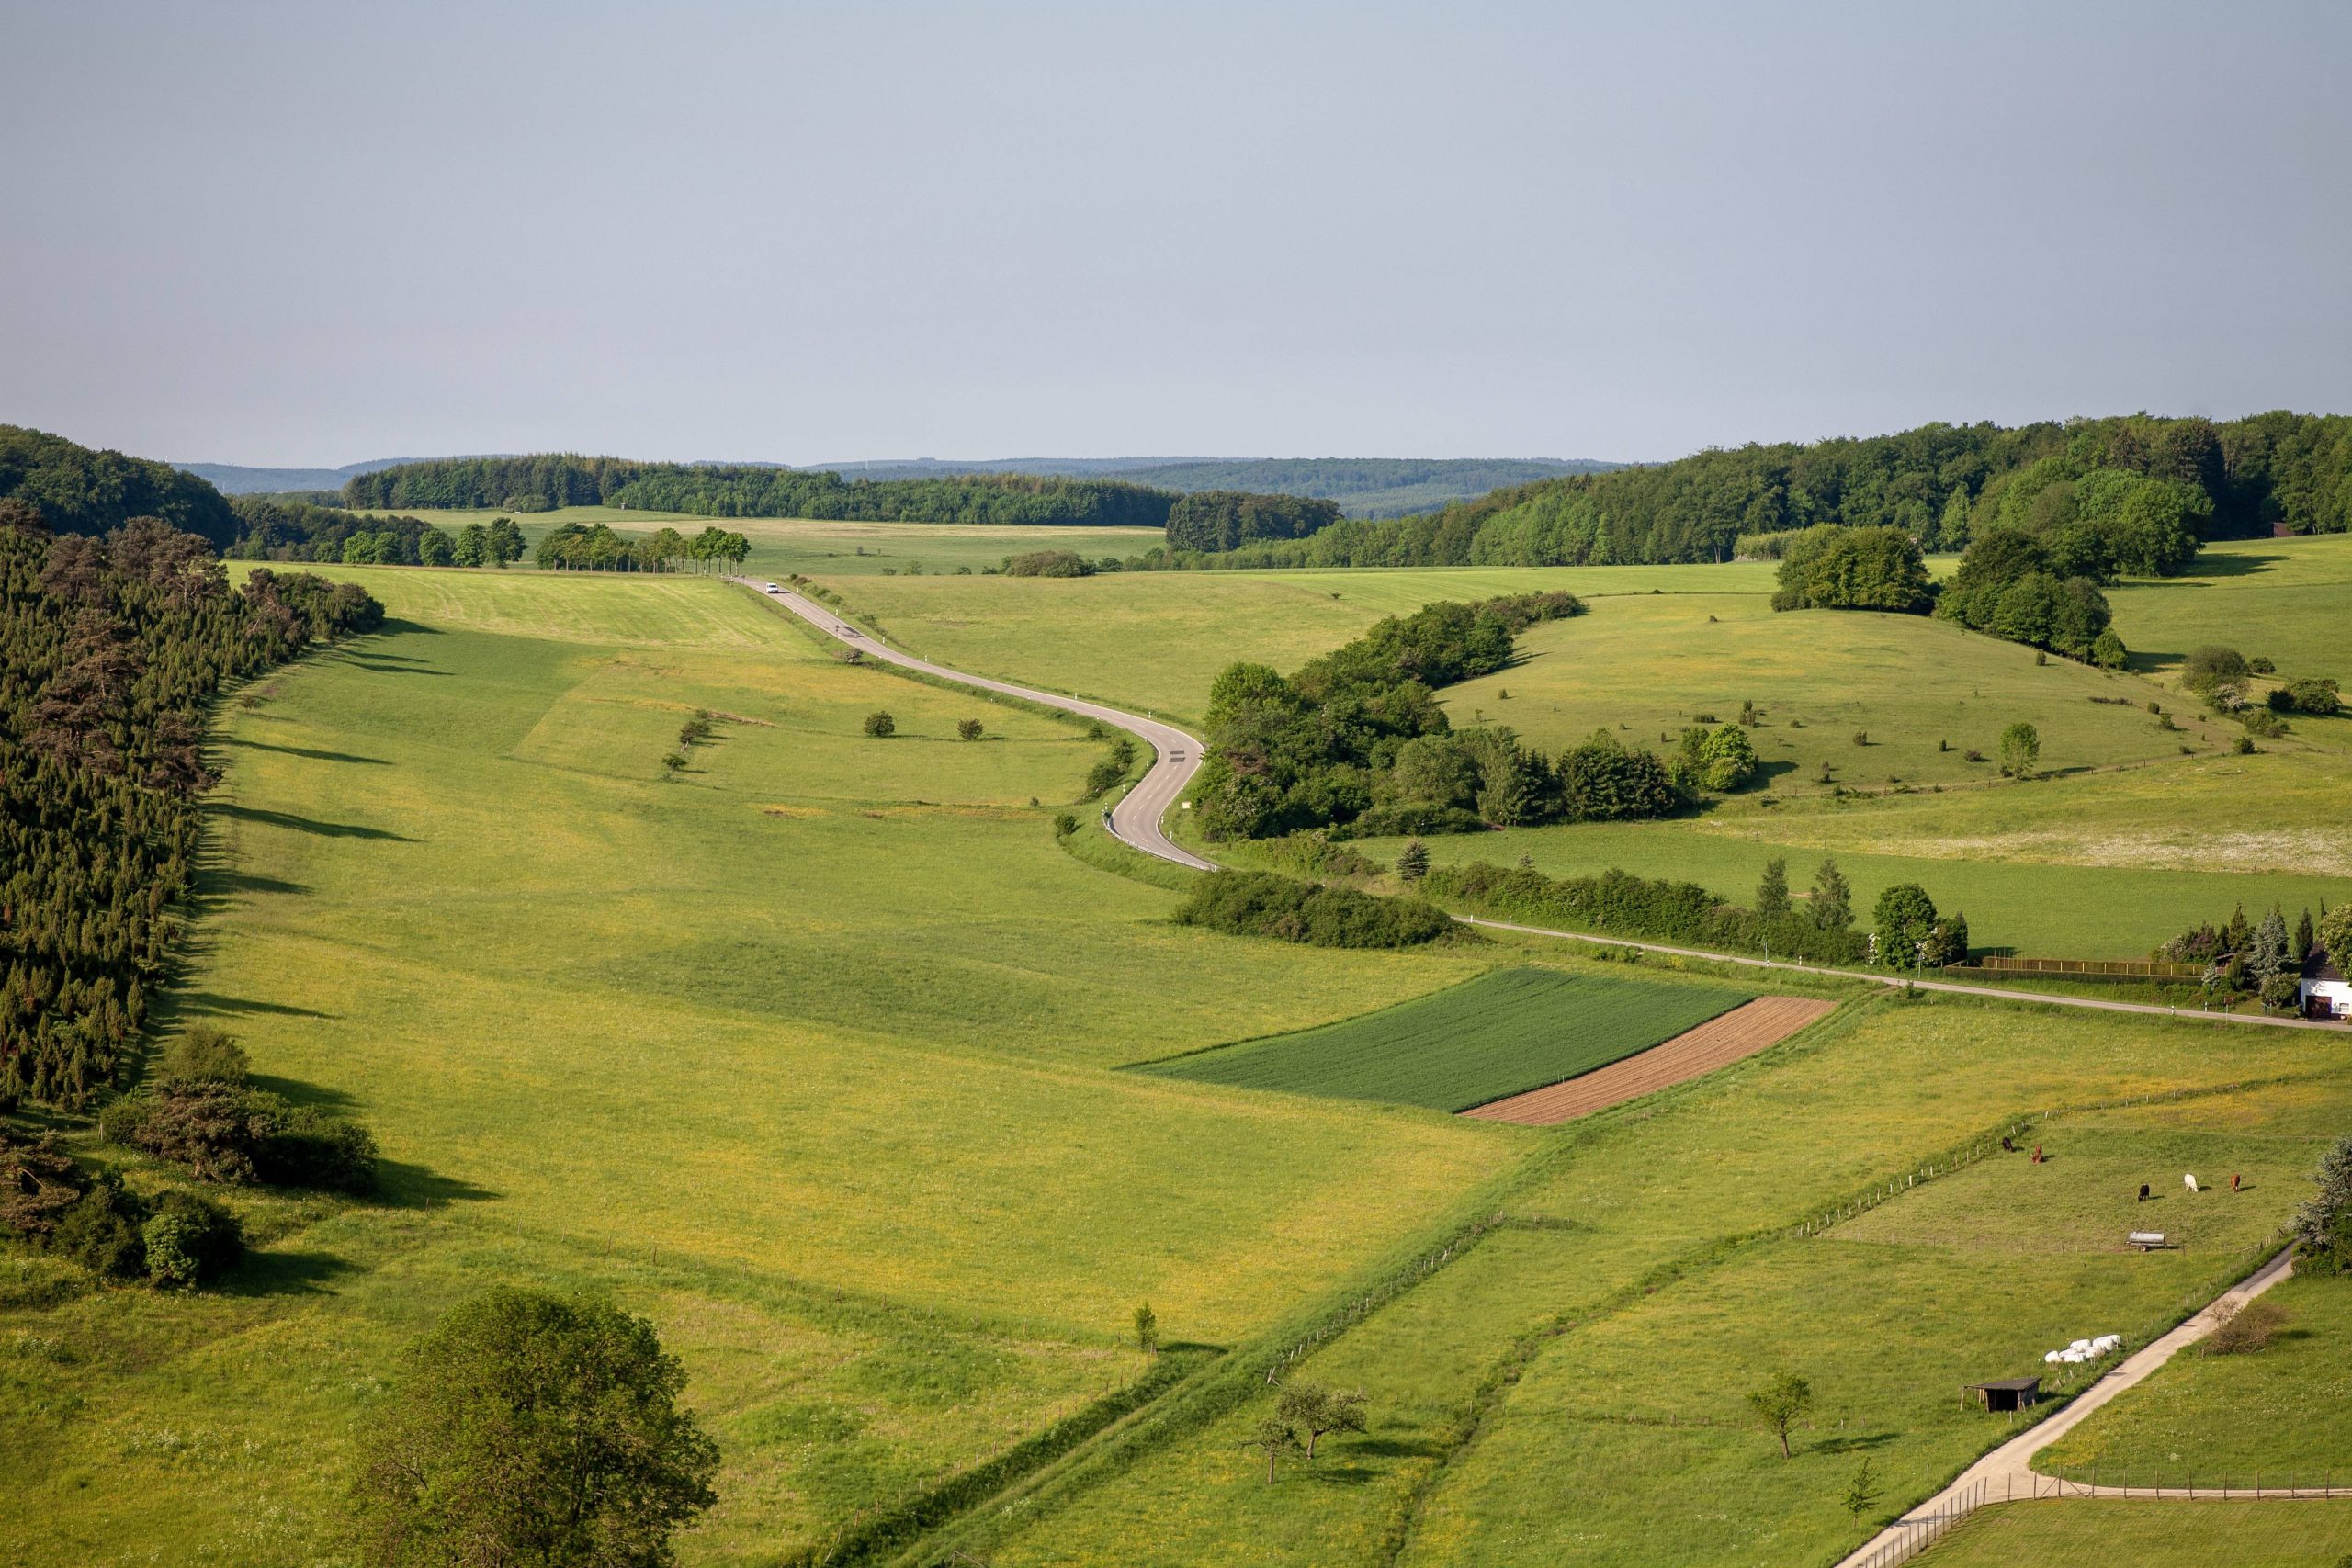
[1461,995,1836,1126]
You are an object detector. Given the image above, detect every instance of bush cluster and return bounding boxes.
[1422,856,1874,964]
[1173,872,1457,949]
[0,1125,244,1289]
[99,1027,378,1194]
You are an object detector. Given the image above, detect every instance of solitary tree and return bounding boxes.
[352,1287,718,1568]
[957,718,984,741]
[1274,1382,1368,1462]
[2292,1134,2352,1276]
[863,711,896,739]
[1844,1456,1883,1522]
[1872,884,1939,971]
[1396,840,1431,881]
[1246,1416,1301,1483]
[2322,904,2352,976]
[1133,1302,1158,1355]
[1755,857,1790,920]
[1997,720,2041,779]
[1747,1371,1814,1459]
[1810,859,1852,934]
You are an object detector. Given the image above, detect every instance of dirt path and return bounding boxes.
[1462,996,1836,1125]
[737,579,1213,869]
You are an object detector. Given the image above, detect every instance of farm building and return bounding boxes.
[1962,1377,2042,1413]
[2304,955,2351,1020]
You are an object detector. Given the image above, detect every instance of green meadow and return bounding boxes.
[1136,967,1754,1111]
[1918,1499,2352,1567]
[931,998,2352,1568]
[1,567,1525,1564]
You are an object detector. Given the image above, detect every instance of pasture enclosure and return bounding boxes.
[1916,1498,2352,1567]
[1135,967,1757,1111]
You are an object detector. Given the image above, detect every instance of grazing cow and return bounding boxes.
[2138,1184,2151,1202]
[2184,1173,2199,1194]
[2231,1173,2241,1192]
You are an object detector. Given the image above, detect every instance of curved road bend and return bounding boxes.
[735,579,1214,869]
[735,577,2341,1035]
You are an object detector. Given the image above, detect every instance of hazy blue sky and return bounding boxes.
[4,1,2348,466]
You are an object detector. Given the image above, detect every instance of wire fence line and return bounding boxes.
[1844,1469,2349,1568]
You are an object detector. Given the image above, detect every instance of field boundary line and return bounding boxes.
[1454,916,2348,1032]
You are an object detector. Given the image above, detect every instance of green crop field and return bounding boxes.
[1136,967,1756,1111]
[1917,1500,2352,1567]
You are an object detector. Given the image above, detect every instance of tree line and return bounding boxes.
[225,496,527,567]
[0,502,381,1108]
[534,522,750,572]
[343,456,1184,528]
[1193,592,1759,843]
[1170,412,2352,570]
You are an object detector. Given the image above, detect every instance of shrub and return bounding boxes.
[1173,872,1456,949]
[0,1129,87,1240]
[2181,645,2249,694]
[863,710,896,738]
[2204,1298,2289,1355]
[50,1178,148,1280]
[2292,1134,2352,1275]
[956,718,984,741]
[1001,549,1095,578]
[1998,721,2041,779]
[1396,839,1431,882]
[2242,707,2290,739]
[2247,654,2277,674]
[160,1026,249,1086]
[106,1081,378,1194]
[140,1191,243,1289]
[1053,813,1079,837]
[2269,676,2341,716]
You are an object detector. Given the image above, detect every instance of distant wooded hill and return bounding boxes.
[1188,412,2352,569]
[179,457,435,495]
[797,457,1618,517]
[1,425,238,547]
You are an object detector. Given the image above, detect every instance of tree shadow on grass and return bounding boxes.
[245,1074,363,1114]
[206,801,416,841]
[1814,1430,1902,1456]
[1347,1436,1443,1461]
[373,1159,499,1212]
[194,868,312,900]
[174,991,336,1021]
[224,1249,362,1298]
[223,738,390,766]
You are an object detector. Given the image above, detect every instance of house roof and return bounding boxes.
[1965,1377,2042,1392]
[2307,954,2346,982]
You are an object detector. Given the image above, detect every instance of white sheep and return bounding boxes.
[2184,1173,2200,1193]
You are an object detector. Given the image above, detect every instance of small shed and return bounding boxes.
[2302,956,2350,1021]
[1962,1377,2041,1413]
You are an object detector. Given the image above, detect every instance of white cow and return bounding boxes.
[2184,1173,2200,1194]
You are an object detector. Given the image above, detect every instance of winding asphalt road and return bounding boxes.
[738,580,1213,869]
[739,576,2343,1034]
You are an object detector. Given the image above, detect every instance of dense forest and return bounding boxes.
[228,498,528,568]
[1,425,240,548]
[1119,458,1611,518]
[1184,412,2352,570]
[0,501,380,1108]
[343,456,1182,528]
[1164,491,1343,552]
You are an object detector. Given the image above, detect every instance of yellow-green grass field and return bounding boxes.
[929,995,2352,1568]
[2109,534,2352,692]
[0,567,1531,1565]
[1917,1500,2352,1567]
